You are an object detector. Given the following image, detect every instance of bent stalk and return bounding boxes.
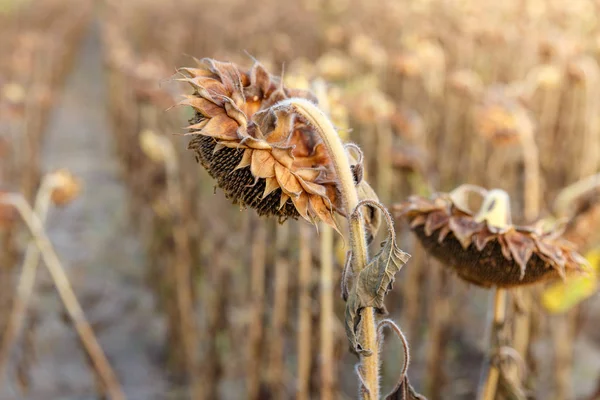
[278,98,378,399]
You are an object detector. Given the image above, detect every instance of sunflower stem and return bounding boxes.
[0,194,125,400]
[508,126,540,391]
[479,288,507,400]
[280,98,378,400]
[320,222,335,400]
[0,173,61,387]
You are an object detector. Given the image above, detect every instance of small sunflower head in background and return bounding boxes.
[394,185,589,288]
[474,86,534,146]
[554,173,600,254]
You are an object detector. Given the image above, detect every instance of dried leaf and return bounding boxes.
[355,232,410,309]
[341,251,352,301]
[356,180,382,244]
[344,200,411,352]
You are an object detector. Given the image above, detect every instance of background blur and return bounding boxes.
[1,0,599,399]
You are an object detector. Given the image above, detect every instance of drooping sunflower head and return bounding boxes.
[554,174,600,253]
[394,185,589,288]
[179,58,366,228]
[475,86,534,145]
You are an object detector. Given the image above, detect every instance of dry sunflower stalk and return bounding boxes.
[179,58,380,229]
[177,57,420,399]
[393,185,589,288]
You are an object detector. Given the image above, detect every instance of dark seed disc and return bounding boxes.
[412,225,557,288]
[188,134,299,220]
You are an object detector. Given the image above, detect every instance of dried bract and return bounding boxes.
[180,58,357,228]
[394,187,588,288]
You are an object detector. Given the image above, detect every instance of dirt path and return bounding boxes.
[2,21,169,400]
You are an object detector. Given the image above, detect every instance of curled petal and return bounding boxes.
[473,226,496,251]
[279,193,291,210]
[262,177,280,199]
[250,62,272,97]
[497,235,513,261]
[298,178,327,198]
[295,168,323,182]
[271,147,295,169]
[309,195,340,232]
[448,216,482,249]
[186,120,209,130]
[180,77,228,104]
[203,59,245,101]
[294,142,330,168]
[224,99,248,129]
[292,192,310,220]
[179,96,224,117]
[179,67,215,78]
[267,109,294,144]
[409,214,427,229]
[250,150,276,178]
[238,136,272,150]
[200,114,240,141]
[504,230,536,279]
[274,162,302,196]
[424,210,449,236]
[234,149,253,170]
[437,225,451,243]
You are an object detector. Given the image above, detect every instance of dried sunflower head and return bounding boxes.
[179,58,362,228]
[50,169,81,206]
[475,86,534,146]
[554,174,600,253]
[394,186,588,288]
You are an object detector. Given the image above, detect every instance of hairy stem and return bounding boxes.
[279,98,377,399]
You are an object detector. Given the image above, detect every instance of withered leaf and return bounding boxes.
[355,232,410,310]
[344,200,411,353]
[356,180,382,244]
